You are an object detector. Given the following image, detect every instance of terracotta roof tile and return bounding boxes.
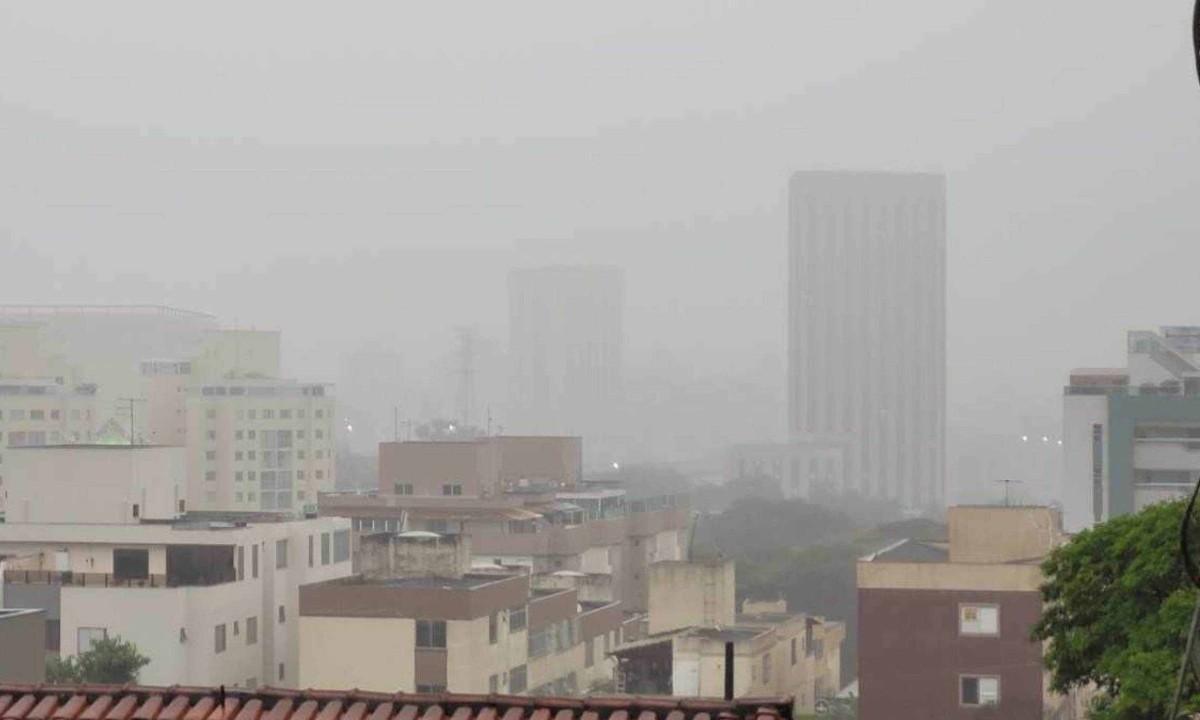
[0,688,791,720]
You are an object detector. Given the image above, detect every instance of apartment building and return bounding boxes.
[857,505,1072,720]
[0,306,336,516]
[1063,326,1200,532]
[0,444,353,687]
[378,436,582,498]
[611,561,842,712]
[299,533,624,695]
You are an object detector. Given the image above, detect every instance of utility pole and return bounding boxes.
[997,478,1024,507]
[116,397,147,446]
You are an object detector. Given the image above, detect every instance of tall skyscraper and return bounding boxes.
[508,265,623,457]
[788,171,946,508]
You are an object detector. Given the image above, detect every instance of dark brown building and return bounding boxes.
[856,507,1071,720]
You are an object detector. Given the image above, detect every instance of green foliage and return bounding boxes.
[45,636,151,684]
[1032,500,1199,720]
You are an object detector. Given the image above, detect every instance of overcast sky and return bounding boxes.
[3,1,1199,493]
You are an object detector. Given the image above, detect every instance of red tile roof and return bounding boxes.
[0,686,793,720]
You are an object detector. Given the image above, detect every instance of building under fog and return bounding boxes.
[787,171,946,509]
[508,266,623,463]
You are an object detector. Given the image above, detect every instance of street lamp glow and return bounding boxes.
[612,462,620,470]
[1042,436,1049,443]
[346,424,353,433]
[448,424,457,432]
[1021,435,1028,442]
[1057,440,1063,446]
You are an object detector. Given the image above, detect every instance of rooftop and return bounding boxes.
[0,685,792,720]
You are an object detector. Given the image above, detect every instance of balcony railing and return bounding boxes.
[2,569,233,588]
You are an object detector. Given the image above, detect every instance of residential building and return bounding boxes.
[788,171,946,508]
[0,684,794,720]
[857,505,1073,720]
[0,306,336,516]
[612,560,843,711]
[0,609,45,683]
[0,445,353,687]
[299,532,624,695]
[1062,327,1200,532]
[508,266,623,465]
[378,436,582,498]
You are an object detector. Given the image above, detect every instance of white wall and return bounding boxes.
[1061,395,1107,533]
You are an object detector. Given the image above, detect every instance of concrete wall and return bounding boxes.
[494,436,582,488]
[379,441,499,498]
[947,506,1062,564]
[1062,394,1108,533]
[648,560,735,635]
[0,609,46,682]
[7,446,184,524]
[299,616,416,692]
[357,534,472,579]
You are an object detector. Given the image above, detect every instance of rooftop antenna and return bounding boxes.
[997,478,1023,507]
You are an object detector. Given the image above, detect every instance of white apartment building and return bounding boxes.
[0,444,353,687]
[788,171,946,508]
[1062,327,1200,532]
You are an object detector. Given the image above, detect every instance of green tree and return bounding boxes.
[1032,500,1199,720]
[45,636,151,684]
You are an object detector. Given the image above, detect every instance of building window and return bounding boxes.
[585,638,595,668]
[280,409,292,419]
[246,616,258,645]
[308,535,314,567]
[206,450,217,461]
[278,663,285,682]
[762,653,771,684]
[510,606,528,633]
[279,605,286,624]
[960,676,1000,706]
[489,674,499,694]
[233,620,240,636]
[50,409,60,421]
[442,484,462,496]
[316,409,325,418]
[509,665,527,694]
[252,544,259,579]
[321,533,331,565]
[489,613,499,644]
[276,539,288,569]
[215,624,227,653]
[333,530,350,562]
[207,430,217,441]
[30,409,45,421]
[131,503,140,519]
[237,546,245,580]
[395,482,413,495]
[77,627,107,653]
[263,410,275,419]
[235,451,244,461]
[416,620,447,648]
[205,471,216,482]
[959,604,1000,636]
[791,637,798,665]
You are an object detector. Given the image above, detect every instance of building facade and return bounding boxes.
[1062,327,1200,532]
[0,609,45,683]
[787,171,946,509]
[378,436,582,499]
[508,266,623,464]
[857,506,1070,720]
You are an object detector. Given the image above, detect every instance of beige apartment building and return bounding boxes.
[0,306,336,517]
[0,444,353,687]
[299,533,624,695]
[612,560,844,712]
[378,436,582,498]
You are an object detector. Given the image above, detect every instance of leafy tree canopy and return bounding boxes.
[45,636,151,684]
[1033,500,1198,720]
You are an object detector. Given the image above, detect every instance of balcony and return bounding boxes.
[3,569,169,588]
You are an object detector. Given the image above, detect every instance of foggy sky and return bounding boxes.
[3,1,1199,500]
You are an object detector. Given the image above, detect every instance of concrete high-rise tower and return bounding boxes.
[508,265,623,457]
[788,171,946,508]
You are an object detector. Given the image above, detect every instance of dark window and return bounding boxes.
[489,613,499,644]
[132,503,140,519]
[215,624,227,653]
[509,605,527,632]
[246,616,258,645]
[791,638,797,665]
[278,605,286,623]
[308,535,314,567]
[416,620,447,648]
[276,539,288,569]
[279,663,285,681]
[113,548,149,581]
[489,674,499,694]
[252,544,259,579]
[178,500,186,513]
[509,665,527,694]
[960,676,1000,706]
[321,533,331,565]
[333,530,350,562]
[237,546,245,580]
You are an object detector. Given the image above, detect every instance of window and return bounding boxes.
[50,409,60,421]
[960,676,1000,706]
[280,409,292,419]
[316,470,325,480]
[248,430,257,439]
[489,613,499,644]
[30,409,45,420]
[416,620,447,648]
[315,430,324,439]
[252,544,259,578]
[276,539,288,569]
[207,430,216,441]
[762,653,771,684]
[215,624,227,653]
[248,450,257,460]
[77,627,107,653]
[585,638,595,668]
[206,450,217,461]
[321,533,331,565]
[235,451,244,461]
[246,616,258,645]
[278,605,286,624]
[113,548,149,580]
[333,530,350,562]
[509,665,527,694]
[263,410,274,419]
[489,674,499,694]
[960,604,1000,636]
[278,663,286,682]
[131,503,140,519]
[791,638,797,665]
[395,483,413,495]
[308,535,314,567]
[316,409,325,418]
[205,471,216,482]
[509,605,527,632]
[442,484,462,496]
[233,620,240,636]
[237,546,245,580]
